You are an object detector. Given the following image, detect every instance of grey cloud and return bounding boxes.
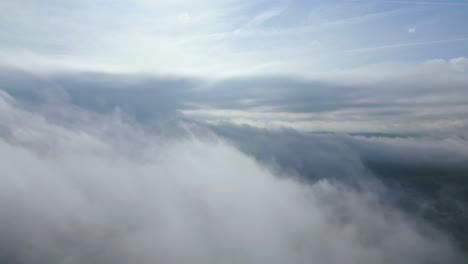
[1,67,468,133]
[55,73,198,118]
[0,68,198,121]
[209,124,371,184]
[183,70,468,132]
[187,77,354,112]
[210,123,468,253]
[210,123,468,182]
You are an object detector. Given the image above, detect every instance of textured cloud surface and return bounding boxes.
[0,89,464,263]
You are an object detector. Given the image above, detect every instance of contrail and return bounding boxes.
[351,0,468,6]
[345,37,468,53]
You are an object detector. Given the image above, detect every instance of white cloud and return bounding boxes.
[234,7,285,33]
[345,38,468,54]
[364,0,468,6]
[450,57,468,72]
[178,12,192,24]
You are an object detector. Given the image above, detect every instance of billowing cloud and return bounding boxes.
[0,89,464,263]
[1,0,467,262]
[211,123,468,251]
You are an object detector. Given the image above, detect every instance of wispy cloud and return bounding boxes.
[352,0,468,6]
[0,0,466,76]
[189,8,402,42]
[345,37,468,53]
[234,7,285,33]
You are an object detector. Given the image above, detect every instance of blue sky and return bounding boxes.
[1,0,467,76]
[0,0,467,132]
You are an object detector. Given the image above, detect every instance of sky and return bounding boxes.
[0,0,468,133]
[1,0,467,76]
[1,1,468,263]
[1,0,467,133]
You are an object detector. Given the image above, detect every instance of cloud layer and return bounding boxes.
[2,65,467,133]
[0,90,464,263]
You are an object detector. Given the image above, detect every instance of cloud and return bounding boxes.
[0,90,464,263]
[450,57,468,72]
[1,64,468,134]
[182,60,468,133]
[211,123,468,185]
[408,27,416,33]
[0,68,199,121]
[234,7,285,34]
[178,12,192,24]
[345,38,468,53]
[355,0,468,6]
[210,123,468,253]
